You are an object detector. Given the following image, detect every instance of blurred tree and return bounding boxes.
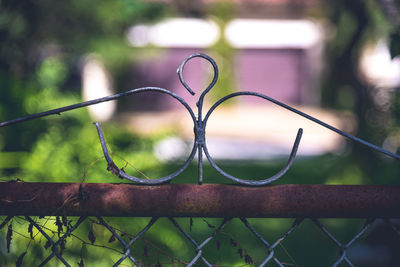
[0,0,167,177]
[321,0,400,183]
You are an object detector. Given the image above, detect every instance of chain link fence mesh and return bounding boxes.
[1,215,399,266]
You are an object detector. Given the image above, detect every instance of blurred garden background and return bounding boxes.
[0,0,400,266]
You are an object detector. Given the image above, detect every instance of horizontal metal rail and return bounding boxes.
[0,183,399,218]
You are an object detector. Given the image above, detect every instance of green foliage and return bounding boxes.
[330,10,359,58]
[0,55,160,182]
[36,58,68,89]
[0,0,168,176]
[208,1,236,102]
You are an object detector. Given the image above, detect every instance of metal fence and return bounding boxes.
[1,211,400,266]
[0,54,399,266]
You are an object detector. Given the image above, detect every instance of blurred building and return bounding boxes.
[125,15,323,109]
[114,0,348,160]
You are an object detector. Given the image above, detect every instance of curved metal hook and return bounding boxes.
[178,53,219,185]
[92,88,198,185]
[203,128,303,186]
[177,53,219,113]
[94,122,197,185]
[202,92,304,185]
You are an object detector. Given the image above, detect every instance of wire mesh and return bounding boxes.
[1,215,399,266]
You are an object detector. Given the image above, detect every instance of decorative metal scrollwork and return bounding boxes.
[0,53,399,186]
[95,53,303,186]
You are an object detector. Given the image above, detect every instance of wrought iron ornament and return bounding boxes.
[0,53,399,185]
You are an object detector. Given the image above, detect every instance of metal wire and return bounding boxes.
[25,216,87,267]
[97,216,158,267]
[312,219,375,267]
[2,216,399,266]
[240,217,303,266]
[0,53,399,186]
[169,217,231,267]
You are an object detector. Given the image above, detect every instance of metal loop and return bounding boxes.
[203,128,303,186]
[93,88,198,185]
[177,53,219,98]
[94,121,197,185]
[201,91,304,185]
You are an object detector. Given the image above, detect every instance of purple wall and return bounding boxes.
[235,49,306,104]
[124,48,309,111]
[125,49,206,111]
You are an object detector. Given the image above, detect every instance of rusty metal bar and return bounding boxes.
[0,182,399,218]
